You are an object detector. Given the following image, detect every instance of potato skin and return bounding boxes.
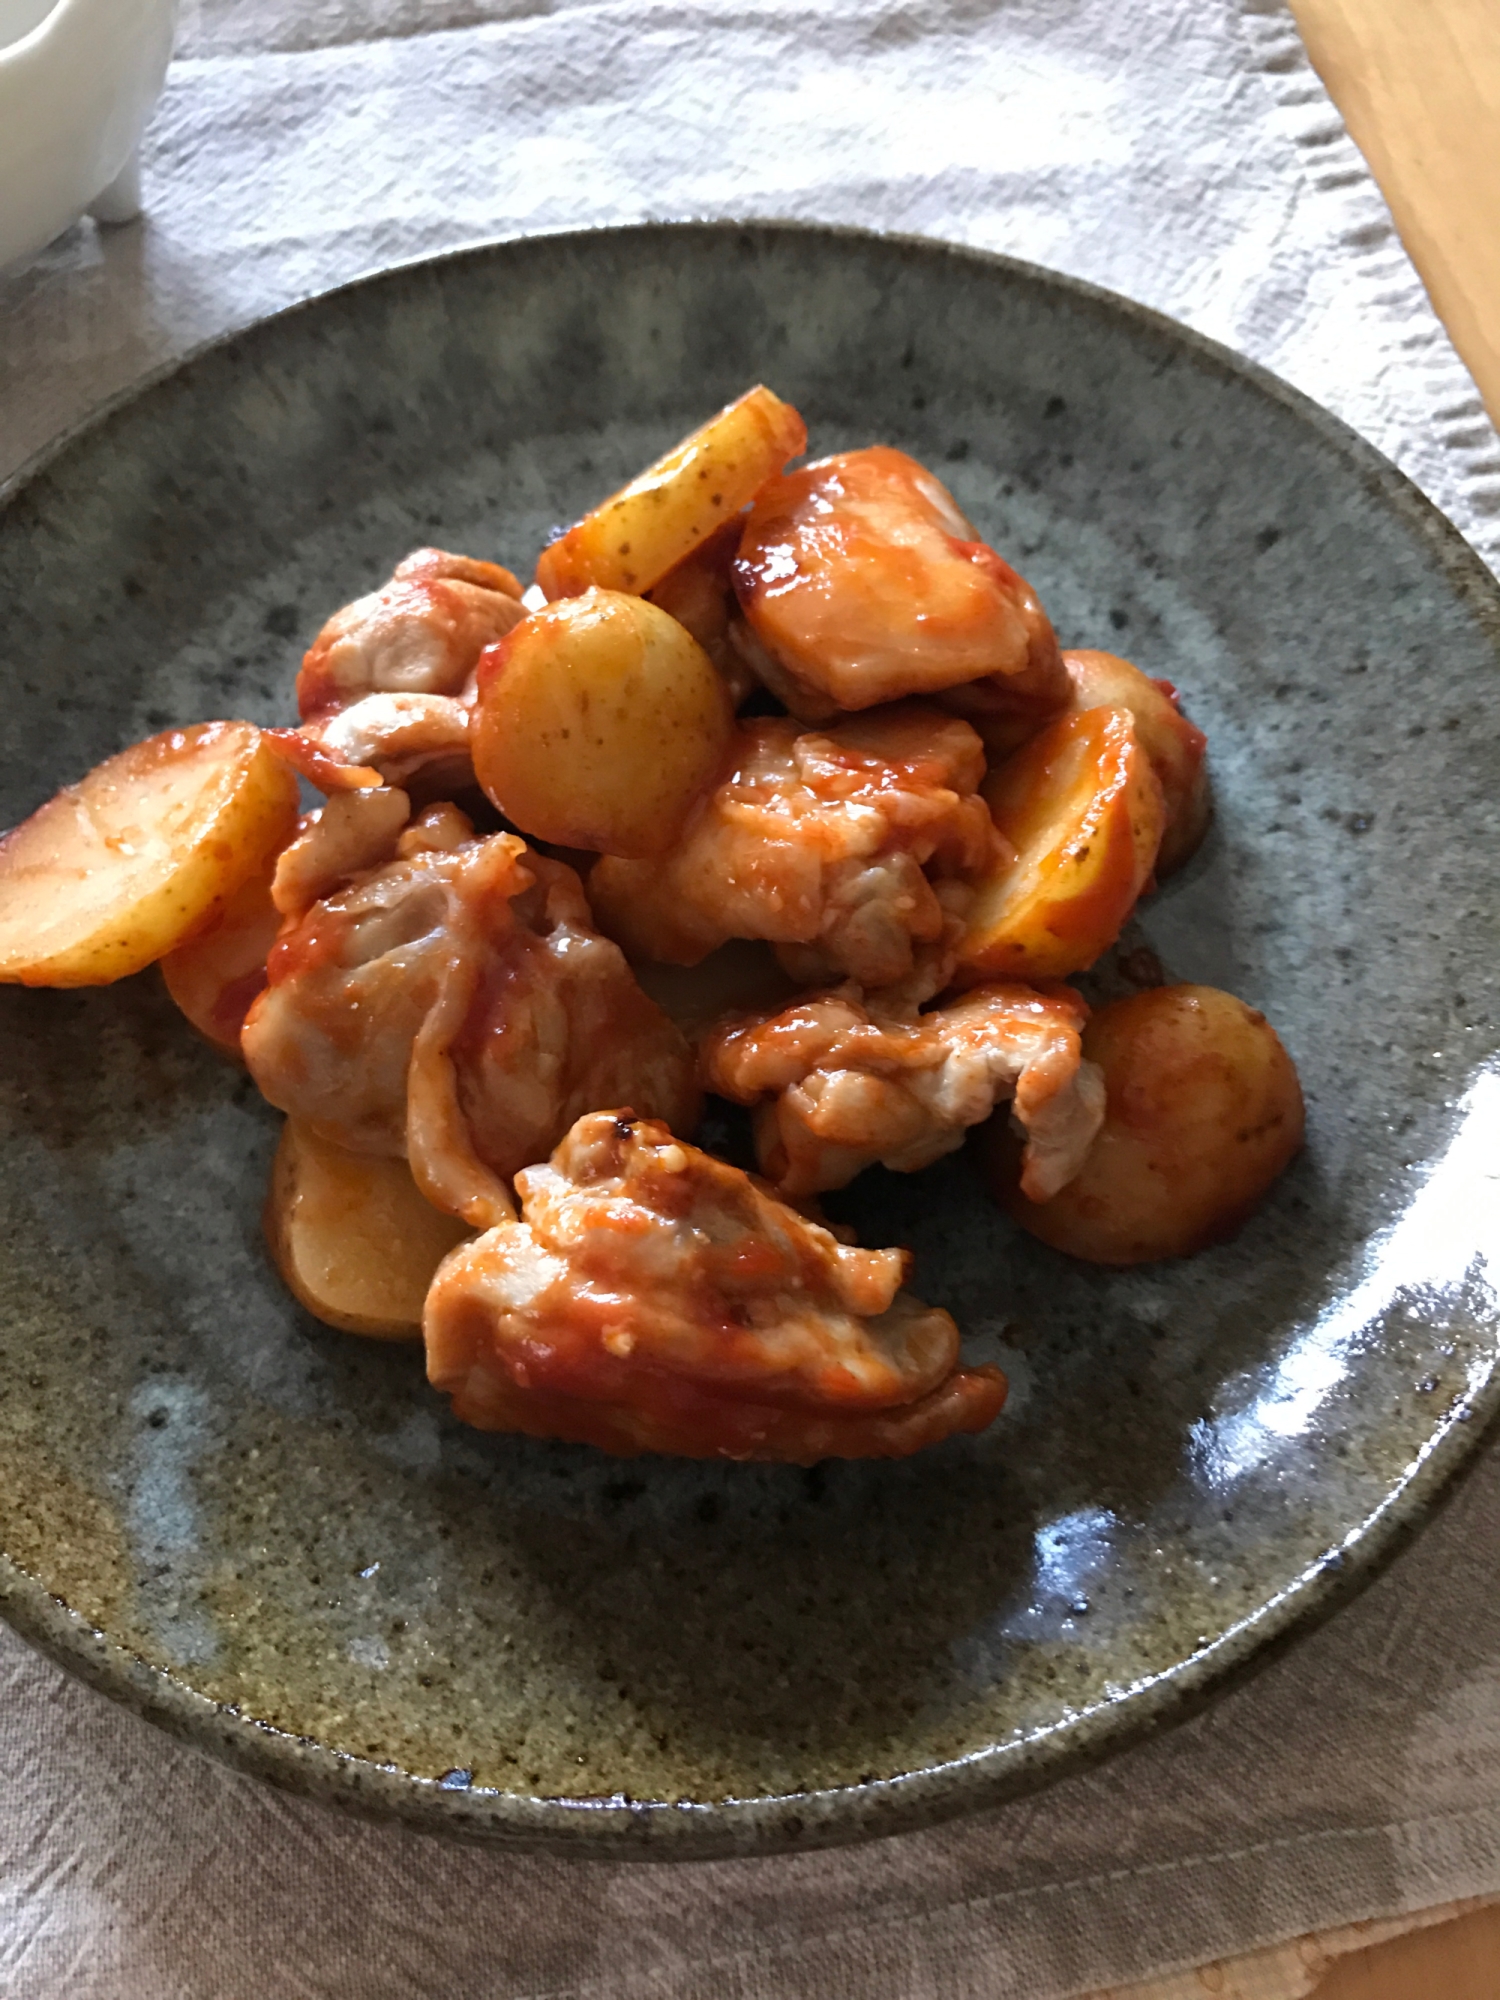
[473,589,733,858]
[1063,650,1209,876]
[0,721,300,987]
[265,1119,470,1337]
[535,386,807,600]
[990,984,1304,1263]
[956,706,1164,984]
[160,857,282,1059]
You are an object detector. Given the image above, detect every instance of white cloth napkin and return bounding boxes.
[3,3,1500,1996]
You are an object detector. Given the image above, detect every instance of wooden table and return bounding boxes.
[1177,3,1500,1993]
[1290,0,1500,430]
[1088,1897,1500,1998]
[1315,1902,1500,1998]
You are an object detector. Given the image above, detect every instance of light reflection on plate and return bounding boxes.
[1195,1064,1500,1489]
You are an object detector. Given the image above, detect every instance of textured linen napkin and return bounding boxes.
[3,3,1500,1996]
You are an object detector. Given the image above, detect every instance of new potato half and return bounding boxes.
[265,1119,471,1338]
[956,705,1164,984]
[0,721,300,987]
[534,385,807,600]
[473,588,733,857]
[988,984,1305,1263]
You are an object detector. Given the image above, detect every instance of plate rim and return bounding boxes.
[2,216,1498,1859]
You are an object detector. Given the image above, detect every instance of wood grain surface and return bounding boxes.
[1288,0,1500,429]
[1314,1902,1500,1999]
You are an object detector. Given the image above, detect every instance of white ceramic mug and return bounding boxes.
[0,0,178,272]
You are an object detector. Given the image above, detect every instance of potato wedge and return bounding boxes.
[0,721,300,987]
[985,984,1304,1263]
[160,858,282,1059]
[265,1119,470,1338]
[472,588,733,857]
[1064,650,1209,875]
[956,706,1164,984]
[534,386,806,600]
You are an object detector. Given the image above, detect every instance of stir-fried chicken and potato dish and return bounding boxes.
[0,385,1304,1464]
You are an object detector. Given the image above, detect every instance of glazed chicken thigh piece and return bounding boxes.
[732,447,1068,724]
[286,548,528,792]
[589,705,1004,993]
[297,548,526,717]
[703,982,1106,1202]
[307,691,476,797]
[424,1110,1007,1461]
[242,802,698,1227]
[418,850,702,1225]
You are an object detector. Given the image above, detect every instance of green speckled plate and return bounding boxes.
[1,224,1498,1859]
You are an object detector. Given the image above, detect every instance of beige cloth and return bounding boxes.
[3,2,1500,1995]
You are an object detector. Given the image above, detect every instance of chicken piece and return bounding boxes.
[310,691,475,795]
[645,518,756,708]
[263,727,384,795]
[396,800,479,856]
[423,1110,1007,1461]
[295,547,527,723]
[270,784,413,920]
[268,693,475,801]
[936,665,1074,762]
[704,983,1104,1201]
[242,809,698,1226]
[724,615,841,724]
[732,447,1067,718]
[246,813,510,1168]
[412,853,703,1225]
[632,939,801,1042]
[588,706,1003,992]
[281,549,529,795]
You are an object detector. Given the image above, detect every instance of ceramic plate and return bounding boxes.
[1,224,1498,1859]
